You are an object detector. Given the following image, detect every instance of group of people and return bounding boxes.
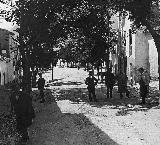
[10,73,46,144]
[85,67,150,104]
[9,67,150,144]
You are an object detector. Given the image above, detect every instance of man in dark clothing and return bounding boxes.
[105,68,115,98]
[37,73,45,103]
[118,74,130,98]
[137,67,150,104]
[13,89,35,144]
[117,71,128,99]
[85,71,98,102]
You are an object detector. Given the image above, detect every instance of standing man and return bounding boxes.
[137,67,150,104]
[117,71,128,99]
[105,68,115,98]
[13,89,35,144]
[85,71,98,102]
[37,73,45,103]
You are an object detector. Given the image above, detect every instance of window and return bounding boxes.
[129,29,132,45]
[115,64,118,74]
[3,73,5,85]
[130,63,133,76]
[129,29,132,56]
[0,73,1,85]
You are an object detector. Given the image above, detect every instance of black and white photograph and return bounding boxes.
[0,0,160,145]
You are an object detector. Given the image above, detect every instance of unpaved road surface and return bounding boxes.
[28,67,160,145]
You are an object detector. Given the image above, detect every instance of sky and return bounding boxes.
[0,1,17,33]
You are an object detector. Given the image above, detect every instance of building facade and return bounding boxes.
[0,1,18,86]
[0,27,17,85]
[121,15,158,82]
[111,13,158,82]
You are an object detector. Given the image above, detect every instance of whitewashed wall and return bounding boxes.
[0,60,14,85]
[112,14,158,81]
[135,31,150,71]
[148,39,158,79]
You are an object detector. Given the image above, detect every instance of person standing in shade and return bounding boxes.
[37,73,45,103]
[13,89,35,144]
[85,71,98,102]
[137,67,150,104]
[105,68,115,98]
[117,71,128,99]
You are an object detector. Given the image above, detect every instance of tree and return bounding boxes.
[8,0,65,92]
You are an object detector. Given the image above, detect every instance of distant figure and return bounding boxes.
[77,63,80,70]
[12,88,35,144]
[37,73,45,103]
[10,79,20,113]
[85,71,98,102]
[137,67,150,104]
[105,68,115,98]
[130,76,134,86]
[117,71,128,99]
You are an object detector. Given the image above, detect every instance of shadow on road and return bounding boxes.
[49,82,160,117]
[29,89,120,145]
[48,81,83,86]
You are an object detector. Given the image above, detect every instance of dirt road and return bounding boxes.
[28,67,160,145]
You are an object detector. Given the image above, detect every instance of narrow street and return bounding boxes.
[27,67,160,145]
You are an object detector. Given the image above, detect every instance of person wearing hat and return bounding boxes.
[137,67,150,104]
[85,71,98,102]
[11,87,35,144]
[37,73,45,103]
[105,68,115,98]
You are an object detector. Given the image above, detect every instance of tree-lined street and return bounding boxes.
[1,0,160,145]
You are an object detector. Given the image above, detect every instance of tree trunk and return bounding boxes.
[97,66,100,80]
[18,2,32,94]
[31,67,38,88]
[106,53,110,71]
[22,56,32,93]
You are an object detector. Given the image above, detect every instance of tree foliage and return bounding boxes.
[6,0,118,69]
[55,0,117,63]
[5,0,160,90]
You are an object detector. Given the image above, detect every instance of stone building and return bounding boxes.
[111,13,158,82]
[122,16,158,82]
[0,27,17,85]
[0,1,18,86]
